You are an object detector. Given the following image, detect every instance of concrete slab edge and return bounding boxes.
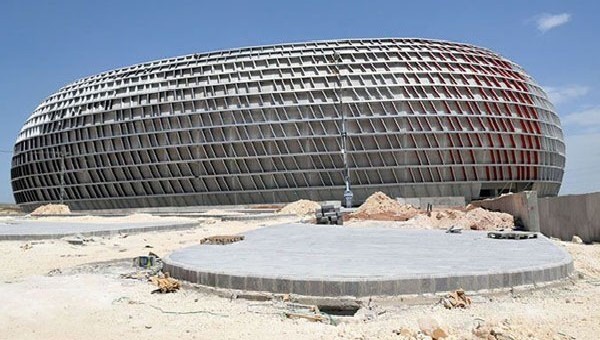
[0,222,199,241]
[162,255,574,297]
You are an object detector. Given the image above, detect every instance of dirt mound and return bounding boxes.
[349,192,421,221]
[31,204,71,216]
[279,200,321,216]
[409,207,514,230]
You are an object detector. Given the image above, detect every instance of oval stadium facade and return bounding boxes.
[12,38,565,211]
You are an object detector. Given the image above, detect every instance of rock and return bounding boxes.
[392,328,413,336]
[64,237,84,245]
[572,235,583,244]
[432,328,448,339]
[418,317,440,336]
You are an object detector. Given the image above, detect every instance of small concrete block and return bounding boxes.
[380,280,396,295]
[206,272,217,287]
[230,275,246,290]
[396,279,420,294]
[434,277,449,292]
[488,273,504,289]
[419,277,435,294]
[523,271,534,285]
[323,281,344,296]
[216,274,232,289]
[274,278,292,294]
[246,277,263,292]
[510,271,524,287]
[343,281,359,296]
[292,280,308,295]
[306,280,324,296]
[357,280,379,296]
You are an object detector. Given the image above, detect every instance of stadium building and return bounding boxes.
[11,38,565,211]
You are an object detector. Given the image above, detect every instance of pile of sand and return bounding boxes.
[349,192,421,221]
[278,199,321,216]
[409,207,514,230]
[30,204,70,216]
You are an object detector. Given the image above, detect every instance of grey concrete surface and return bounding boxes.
[539,192,600,243]
[164,223,573,296]
[0,219,198,240]
[472,191,540,232]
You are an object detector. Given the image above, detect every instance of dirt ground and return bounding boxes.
[1,216,599,339]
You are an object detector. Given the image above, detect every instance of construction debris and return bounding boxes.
[446,225,463,233]
[410,207,514,231]
[488,231,538,240]
[349,191,421,221]
[64,237,84,245]
[278,199,321,216]
[121,252,163,280]
[283,304,331,324]
[315,205,343,225]
[418,317,449,339]
[31,204,71,216]
[150,272,180,294]
[200,235,244,245]
[441,289,472,309]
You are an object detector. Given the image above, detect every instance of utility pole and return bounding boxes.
[334,52,353,208]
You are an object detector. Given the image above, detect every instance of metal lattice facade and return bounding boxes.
[11,38,565,210]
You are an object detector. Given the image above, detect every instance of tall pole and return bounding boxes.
[334,52,353,208]
[59,150,65,205]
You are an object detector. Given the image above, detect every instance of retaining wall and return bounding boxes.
[538,192,600,243]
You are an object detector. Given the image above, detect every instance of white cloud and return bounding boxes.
[560,133,600,195]
[544,85,589,105]
[562,107,600,131]
[535,13,571,32]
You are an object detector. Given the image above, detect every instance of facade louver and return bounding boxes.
[11,38,565,211]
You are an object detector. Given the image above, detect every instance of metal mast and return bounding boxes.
[334,52,353,208]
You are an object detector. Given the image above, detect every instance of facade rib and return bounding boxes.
[11,38,565,211]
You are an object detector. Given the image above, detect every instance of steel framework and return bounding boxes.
[11,38,565,210]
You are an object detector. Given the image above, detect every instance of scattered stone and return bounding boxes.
[392,328,413,336]
[441,289,472,309]
[418,317,439,337]
[150,272,180,294]
[200,235,244,245]
[46,269,62,277]
[64,237,84,246]
[572,235,583,244]
[432,327,449,339]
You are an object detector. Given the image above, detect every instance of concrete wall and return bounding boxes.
[471,191,540,232]
[538,192,600,243]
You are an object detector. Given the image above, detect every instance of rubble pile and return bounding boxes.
[279,199,321,216]
[30,204,71,216]
[349,192,421,221]
[409,206,514,231]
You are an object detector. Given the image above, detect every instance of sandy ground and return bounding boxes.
[0,216,599,339]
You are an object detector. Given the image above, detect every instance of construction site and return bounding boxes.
[1,189,599,339]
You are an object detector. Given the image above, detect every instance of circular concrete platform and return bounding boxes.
[0,219,198,240]
[164,224,574,297]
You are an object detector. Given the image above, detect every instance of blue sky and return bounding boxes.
[0,0,598,203]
